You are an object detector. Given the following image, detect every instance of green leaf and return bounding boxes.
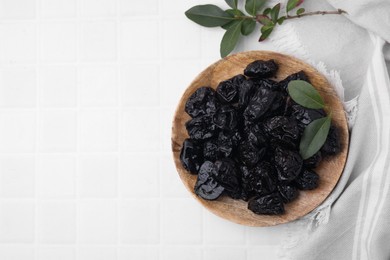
[299,116,332,159]
[221,19,241,30]
[241,19,256,35]
[220,21,242,57]
[245,0,267,16]
[263,7,271,15]
[225,8,245,16]
[185,4,234,27]
[287,80,325,109]
[296,7,305,15]
[257,14,272,25]
[286,0,303,13]
[225,0,238,9]
[277,16,286,25]
[270,3,280,22]
[259,25,273,41]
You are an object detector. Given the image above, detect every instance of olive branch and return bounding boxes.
[185,0,346,57]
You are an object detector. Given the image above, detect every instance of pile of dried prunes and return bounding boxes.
[180,59,341,215]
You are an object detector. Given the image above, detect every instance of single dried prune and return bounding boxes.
[250,78,279,90]
[241,161,276,198]
[180,139,203,174]
[289,104,326,131]
[229,130,243,147]
[263,116,300,148]
[185,87,219,118]
[294,169,319,190]
[195,161,224,200]
[278,71,310,90]
[216,75,245,104]
[244,60,278,78]
[274,146,303,182]
[244,88,278,122]
[303,151,322,169]
[237,141,266,167]
[321,125,341,156]
[248,193,285,215]
[186,115,216,140]
[245,124,266,147]
[203,139,218,161]
[238,80,254,109]
[217,132,234,158]
[214,159,241,197]
[278,185,298,203]
[213,105,238,130]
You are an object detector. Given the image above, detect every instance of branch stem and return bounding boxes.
[285,9,346,20]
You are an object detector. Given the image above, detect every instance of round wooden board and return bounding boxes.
[171,51,349,227]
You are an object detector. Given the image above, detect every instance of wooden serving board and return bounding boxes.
[171,51,349,227]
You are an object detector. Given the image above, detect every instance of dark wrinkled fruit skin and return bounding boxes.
[263,116,300,148]
[244,88,278,122]
[274,146,303,182]
[216,75,245,104]
[241,161,276,198]
[321,125,341,156]
[180,139,203,174]
[185,87,219,118]
[294,169,319,190]
[186,115,216,140]
[278,185,298,203]
[278,71,310,91]
[195,161,224,200]
[217,132,234,158]
[248,193,285,215]
[213,105,238,130]
[246,124,266,147]
[244,60,278,78]
[304,151,322,169]
[238,141,265,167]
[238,80,254,109]
[289,104,326,131]
[214,159,241,198]
[203,139,218,161]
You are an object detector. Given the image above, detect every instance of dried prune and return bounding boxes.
[278,71,310,91]
[304,151,322,169]
[250,78,279,90]
[294,169,319,190]
[214,159,241,197]
[217,132,234,158]
[180,139,203,174]
[274,146,303,182]
[263,116,300,148]
[241,161,276,198]
[245,124,266,147]
[248,193,285,215]
[216,75,245,104]
[213,105,238,130]
[278,184,298,203]
[243,88,278,122]
[289,104,326,131]
[244,60,278,78]
[195,161,224,200]
[321,125,341,156]
[203,139,218,161]
[237,140,265,167]
[186,115,216,140]
[238,80,254,109]
[185,87,219,118]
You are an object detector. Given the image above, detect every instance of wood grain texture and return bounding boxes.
[171,51,349,227]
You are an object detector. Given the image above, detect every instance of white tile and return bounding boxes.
[246,225,284,245]
[160,153,189,198]
[40,66,77,107]
[37,247,76,260]
[38,154,76,198]
[80,66,117,107]
[247,246,279,260]
[0,67,36,107]
[120,64,159,107]
[0,23,36,64]
[0,155,34,198]
[40,0,76,18]
[81,0,116,17]
[40,23,77,62]
[120,0,158,16]
[79,154,118,198]
[120,153,159,198]
[0,0,35,19]
[204,212,245,244]
[78,247,117,260]
[121,20,158,60]
[0,246,34,260]
[161,199,202,244]
[204,248,246,260]
[39,110,77,152]
[0,111,36,152]
[162,247,202,260]
[161,0,198,17]
[163,19,201,59]
[80,110,118,152]
[160,107,175,153]
[119,247,159,260]
[120,200,159,244]
[79,200,117,244]
[121,109,160,152]
[0,201,34,243]
[81,22,116,61]
[201,26,226,61]
[38,201,76,243]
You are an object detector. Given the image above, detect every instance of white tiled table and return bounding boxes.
[0,0,283,259]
